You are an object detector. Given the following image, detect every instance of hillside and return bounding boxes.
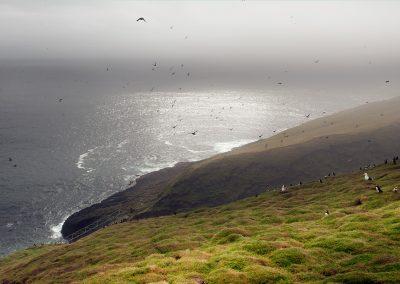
[62,97,400,240]
[2,164,400,283]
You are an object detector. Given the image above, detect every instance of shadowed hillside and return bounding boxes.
[1,164,400,283]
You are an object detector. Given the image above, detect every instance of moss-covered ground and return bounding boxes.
[1,164,400,283]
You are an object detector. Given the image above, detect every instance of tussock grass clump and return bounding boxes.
[269,247,306,267]
[1,165,400,283]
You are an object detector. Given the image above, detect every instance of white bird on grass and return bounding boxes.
[364,173,372,181]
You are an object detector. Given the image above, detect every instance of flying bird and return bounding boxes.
[137,17,146,22]
[305,114,311,118]
[153,62,157,67]
[189,130,198,135]
[385,80,390,83]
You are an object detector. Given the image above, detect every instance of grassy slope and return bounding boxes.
[1,165,400,283]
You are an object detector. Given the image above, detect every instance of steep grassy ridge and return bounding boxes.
[1,164,400,283]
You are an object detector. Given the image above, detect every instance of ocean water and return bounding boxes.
[0,81,391,255]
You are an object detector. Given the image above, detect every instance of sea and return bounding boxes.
[0,63,394,256]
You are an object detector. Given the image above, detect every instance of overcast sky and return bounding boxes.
[0,1,399,92]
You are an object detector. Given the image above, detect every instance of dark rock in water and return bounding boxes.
[61,162,190,240]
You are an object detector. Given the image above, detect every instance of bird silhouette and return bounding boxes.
[305,114,310,118]
[153,62,157,67]
[189,130,198,135]
[385,80,390,83]
[172,125,178,129]
[137,17,146,22]
[8,158,12,162]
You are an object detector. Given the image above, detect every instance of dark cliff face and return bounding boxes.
[61,162,190,239]
[62,123,400,241]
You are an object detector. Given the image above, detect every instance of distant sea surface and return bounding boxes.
[0,71,391,255]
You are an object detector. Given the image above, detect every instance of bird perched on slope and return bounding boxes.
[281,185,286,192]
[137,17,146,22]
[325,210,330,216]
[364,173,372,181]
[393,187,398,193]
[375,185,383,193]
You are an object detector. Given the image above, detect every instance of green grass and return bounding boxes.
[1,164,400,283]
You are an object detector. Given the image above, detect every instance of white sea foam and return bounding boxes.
[213,139,255,153]
[76,147,96,172]
[181,145,213,154]
[50,217,68,239]
[139,160,178,175]
[117,139,128,148]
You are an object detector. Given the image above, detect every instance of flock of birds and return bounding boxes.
[53,15,392,142]
[279,156,399,216]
